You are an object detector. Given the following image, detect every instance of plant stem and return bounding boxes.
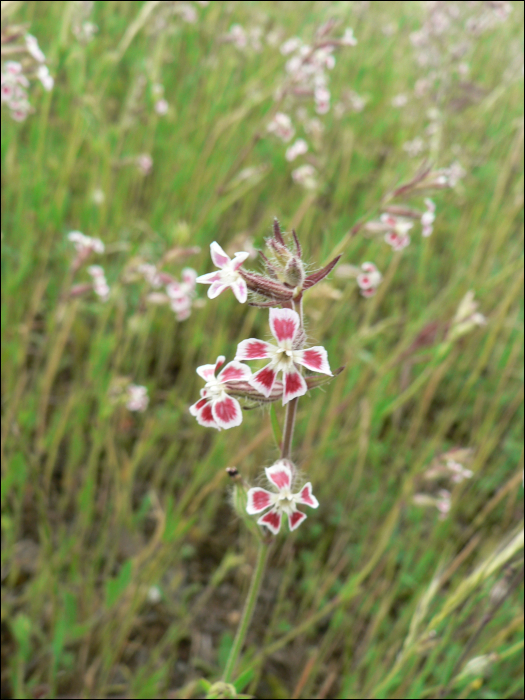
[222,539,271,683]
[281,397,298,460]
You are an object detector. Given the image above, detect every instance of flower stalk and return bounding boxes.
[222,538,271,684]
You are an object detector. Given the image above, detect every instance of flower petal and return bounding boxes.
[250,365,278,397]
[231,278,248,303]
[208,280,230,299]
[246,487,274,514]
[212,395,243,429]
[196,271,222,285]
[295,483,319,509]
[217,361,252,383]
[269,307,300,344]
[182,268,197,286]
[210,241,231,269]
[258,508,282,535]
[196,362,219,381]
[282,368,307,404]
[195,401,219,429]
[189,397,208,416]
[235,339,275,361]
[232,252,250,271]
[265,461,292,490]
[214,356,226,374]
[288,510,307,531]
[295,347,331,375]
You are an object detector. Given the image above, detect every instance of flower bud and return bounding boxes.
[284,256,305,288]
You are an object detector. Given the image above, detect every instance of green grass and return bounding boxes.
[1,1,523,698]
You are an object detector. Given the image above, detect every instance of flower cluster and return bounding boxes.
[263,24,358,188]
[414,448,474,519]
[137,262,199,321]
[1,29,53,122]
[359,162,465,252]
[189,222,341,534]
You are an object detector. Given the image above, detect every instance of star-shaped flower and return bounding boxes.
[189,355,252,430]
[196,242,249,303]
[235,308,331,405]
[246,460,319,534]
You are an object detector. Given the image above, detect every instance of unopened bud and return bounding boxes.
[284,256,305,287]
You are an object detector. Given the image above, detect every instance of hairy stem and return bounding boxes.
[222,539,271,683]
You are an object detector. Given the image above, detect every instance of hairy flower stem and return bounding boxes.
[222,539,271,684]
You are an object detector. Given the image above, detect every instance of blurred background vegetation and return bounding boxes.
[1,1,523,698]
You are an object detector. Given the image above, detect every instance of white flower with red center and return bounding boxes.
[357,262,382,298]
[381,213,413,251]
[235,308,331,405]
[189,356,252,430]
[246,460,319,534]
[196,242,249,303]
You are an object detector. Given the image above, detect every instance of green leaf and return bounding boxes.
[233,666,255,693]
[105,560,133,609]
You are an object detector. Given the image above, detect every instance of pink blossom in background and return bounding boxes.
[68,231,105,255]
[285,138,308,162]
[340,27,358,46]
[246,460,319,534]
[87,265,110,301]
[155,99,169,115]
[292,164,317,190]
[267,112,295,142]
[166,268,197,321]
[126,384,149,412]
[25,34,46,63]
[235,308,331,405]
[381,214,413,251]
[421,198,436,237]
[189,356,252,430]
[357,262,383,297]
[136,154,153,175]
[37,65,54,91]
[196,242,249,303]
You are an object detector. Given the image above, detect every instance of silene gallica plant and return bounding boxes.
[190,220,343,694]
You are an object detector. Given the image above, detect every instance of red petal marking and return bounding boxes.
[283,369,307,404]
[195,398,207,410]
[251,365,278,397]
[236,339,273,360]
[298,483,318,508]
[214,356,226,374]
[266,463,292,490]
[270,308,300,344]
[247,488,273,513]
[296,347,331,375]
[288,511,307,531]
[259,509,282,535]
[218,362,251,382]
[197,402,218,428]
[210,242,230,268]
[212,396,242,429]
